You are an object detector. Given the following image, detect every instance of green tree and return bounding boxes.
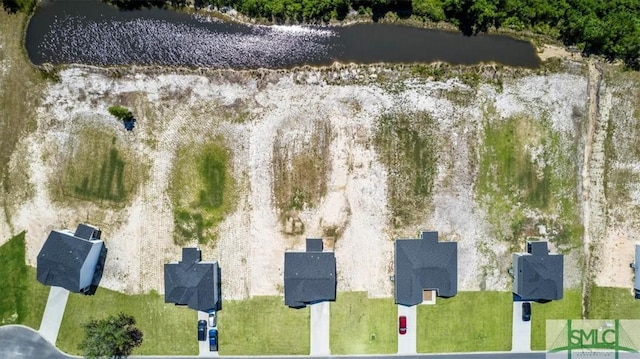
[413,0,445,22]
[443,0,502,35]
[1,0,37,13]
[107,105,133,121]
[79,313,143,359]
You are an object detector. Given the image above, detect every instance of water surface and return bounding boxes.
[27,0,540,68]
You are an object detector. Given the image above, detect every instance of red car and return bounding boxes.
[399,316,407,335]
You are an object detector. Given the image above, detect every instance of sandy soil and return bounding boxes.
[538,44,582,62]
[592,68,640,289]
[4,64,623,299]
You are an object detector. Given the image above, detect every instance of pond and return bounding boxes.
[26,0,540,69]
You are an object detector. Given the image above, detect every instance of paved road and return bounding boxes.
[136,352,547,359]
[310,301,330,355]
[0,325,70,359]
[397,305,416,354]
[39,286,69,344]
[511,301,531,352]
[0,324,549,359]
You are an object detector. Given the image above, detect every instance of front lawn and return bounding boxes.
[330,292,397,354]
[531,289,582,350]
[417,291,512,352]
[57,288,197,355]
[217,296,309,355]
[0,232,50,328]
[587,286,640,319]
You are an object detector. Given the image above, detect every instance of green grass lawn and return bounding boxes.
[50,127,147,207]
[0,232,50,328]
[330,292,397,354]
[531,289,582,350]
[217,296,309,355]
[170,139,236,247]
[57,288,197,355]
[587,286,640,319]
[417,291,512,352]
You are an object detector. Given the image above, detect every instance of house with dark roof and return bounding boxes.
[164,248,222,312]
[631,244,640,299]
[37,224,105,294]
[394,231,457,306]
[284,238,336,308]
[512,241,563,302]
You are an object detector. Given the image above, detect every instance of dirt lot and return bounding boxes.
[2,59,638,299]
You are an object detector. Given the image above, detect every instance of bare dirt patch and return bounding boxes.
[5,64,602,300]
[594,67,640,290]
[273,119,332,234]
[538,44,581,62]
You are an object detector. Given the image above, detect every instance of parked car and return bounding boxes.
[198,320,207,341]
[208,310,217,327]
[399,316,407,335]
[522,302,531,322]
[209,329,218,352]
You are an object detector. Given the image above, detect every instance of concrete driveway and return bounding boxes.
[39,286,69,345]
[310,301,330,355]
[512,301,531,352]
[397,305,417,354]
[197,311,218,357]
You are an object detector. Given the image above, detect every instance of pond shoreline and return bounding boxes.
[25,0,581,73]
[142,0,565,50]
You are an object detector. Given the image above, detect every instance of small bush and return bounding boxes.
[107,105,133,121]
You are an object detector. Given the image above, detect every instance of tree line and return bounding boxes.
[3,0,638,67]
[205,0,640,67]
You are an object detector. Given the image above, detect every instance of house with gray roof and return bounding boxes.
[284,238,336,308]
[394,231,457,306]
[37,223,105,294]
[512,240,563,302]
[164,248,222,312]
[631,244,640,299]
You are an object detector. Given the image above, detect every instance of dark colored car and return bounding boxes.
[399,316,407,335]
[198,320,207,341]
[209,329,218,351]
[522,302,531,322]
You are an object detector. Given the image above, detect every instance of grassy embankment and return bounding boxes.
[217,296,310,355]
[57,288,197,355]
[169,138,237,246]
[330,292,397,354]
[0,232,50,328]
[0,11,46,227]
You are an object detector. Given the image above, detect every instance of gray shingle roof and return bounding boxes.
[37,228,101,292]
[284,239,336,308]
[513,241,563,301]
[394,231,457,306]
[74,224,100,240]
[164,248,221,312]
